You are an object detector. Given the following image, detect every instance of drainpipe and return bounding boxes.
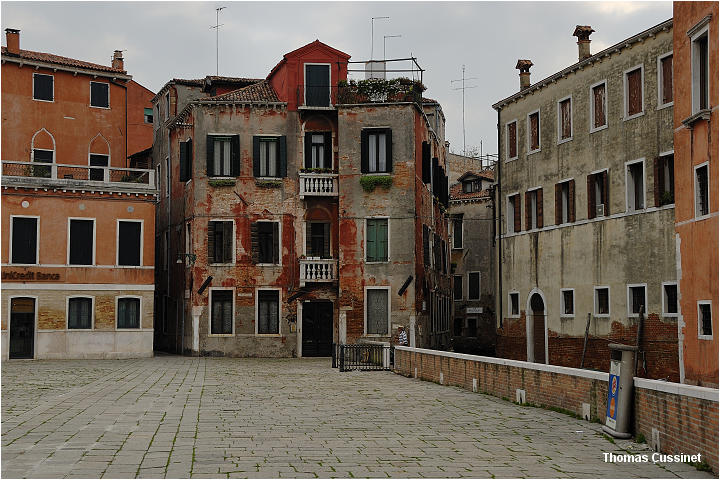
[496,107,503,330]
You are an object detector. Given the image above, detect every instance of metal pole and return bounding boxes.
[370,16,389,61]
[580,312,591,368]
[634,306,645,376]
[383,34,401,61]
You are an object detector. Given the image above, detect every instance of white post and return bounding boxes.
[191,306,203,353]
[339,311,347,344]
[409,314,416,348]
[297,302,303,358]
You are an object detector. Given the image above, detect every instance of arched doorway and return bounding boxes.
[528,291,547,364]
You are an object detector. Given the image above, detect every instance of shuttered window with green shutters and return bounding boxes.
[257,290,280,334]
[252,221,280,264]
[207,221,233,264]
[366,218,388,262]
[206,135,239,177]
[253,136,287,178]
[361,128,392,173]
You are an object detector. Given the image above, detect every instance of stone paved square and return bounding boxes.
[1,356,714,478]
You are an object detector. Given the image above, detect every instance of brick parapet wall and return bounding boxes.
[395,347,718,472]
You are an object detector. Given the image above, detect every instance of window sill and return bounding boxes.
[366,260,389,264]
[257,263,281,267]
[594,314,610,318]
[90,105,110,110]
[557,137,573,145]
[560,314,575,318]
[623,111,645,122]
[657,101,673,110]
[590,124,608,134]
[68,328,94,331]
[209,263,235,267]
[662,313,679,318]
[527,149,541,157]
[362,172,393,176]
[507,314,521,319]
[116,327,141,331]
[208,333,234,337]
[364,333,390,338]
[682,109,711,128]
[33,98,54,103]
[256,333,282,337]
[694,212,713,221]
[698,335,714,341]
[505,156,518,163]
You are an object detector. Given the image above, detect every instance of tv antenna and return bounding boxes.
[370,16,389,60]
[451,65,478,156]
[210,6,226,75]
[383,34,401,60]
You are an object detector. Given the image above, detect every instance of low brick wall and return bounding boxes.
[395,346,719,472]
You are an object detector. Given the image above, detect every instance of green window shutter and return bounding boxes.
[377,219,388,261]
[223,222,233,263]
[304,133,313,169]
[250,222,259,264]
[360,130,369,173]
[252,136,261,177]
[207,221,216,263]
[278,136,287,177]
[206,135,214,176]
[385,129,393,172]
[366,220,376,261]
[231,135,240,176]
[323,132,332,168]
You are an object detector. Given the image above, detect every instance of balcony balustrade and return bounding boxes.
[299,172,338,198]
[299,258,338,286]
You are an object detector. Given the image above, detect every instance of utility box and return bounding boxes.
[602,343,637,439]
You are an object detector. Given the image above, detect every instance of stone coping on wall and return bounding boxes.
[395,346,719,401]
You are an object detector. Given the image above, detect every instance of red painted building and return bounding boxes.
[153,41,451,356]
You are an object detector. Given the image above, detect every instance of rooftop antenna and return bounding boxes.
[211,6,226,75]
[451,65,478,156]
[383,34,401,61]
[370,16,389,60]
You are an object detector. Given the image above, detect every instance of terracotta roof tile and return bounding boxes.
[1,47,125,74]
[204,80,281,103]
[450,183,491,200]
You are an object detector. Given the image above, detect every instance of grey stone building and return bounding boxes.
[492,20,679,380]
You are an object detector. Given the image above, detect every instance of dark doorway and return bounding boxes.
[302,301,333,356]
[305,64,330,107]
[10,297,35,359]
[530,293,546,364]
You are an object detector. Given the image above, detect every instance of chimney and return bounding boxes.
[573,25,595,61]
[515,59,533,91]
[112,50,124,70]
[5,28,20,55]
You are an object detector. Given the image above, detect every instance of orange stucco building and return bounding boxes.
[672,2,718,387]
[1,28,157,359]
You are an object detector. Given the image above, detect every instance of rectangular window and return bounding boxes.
[11,217,38,264]
[366,218,388,262]
[659,53,673,106]
[555,180,575,224]
[69,219,94,265]
[144,108,153,124]
[257,290,279,334]
[453,275,463,301]
[305,132,331,169]
[561,289,574,316]
[259,137,278,177]
[90,81,109,108]
[626,161,645,211]
[558,97,572,141]
[33,73,53,101]
[587,171,608,219]
[165,92,170,120]
[468,272,480,301]
[591,81,607,130]
[179,139,193,182]
[528,112,540,152]
[595,287,610,316]
[89,153,109,182]
[695,164,709,217]
[698,301,713,338]
[452,216,463,249]
[508,194,521,233]
[68,297,92,329]
[507,121,517,160]
[525,188,543,230]
[421,141,431,183]
[211,290,233,334]
[208,135,239,177]
[207,220,234,264]
[692,30,709,112]
[625,67,643,117]
[117,297,140,329]
[467,317,477,337]
[655,154,674,206]
[252,221,280,264]
[118,221,142,266]
[628,284,647,316]
[366,288,389,335]
[663,283,678,316]
[509,292,519,317]
[307,222,330,258]
[361,129,392,173]
[32,148,53,178]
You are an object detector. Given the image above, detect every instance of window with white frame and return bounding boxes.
[698,301,712,338]
[33,73,53,101]
[210,290,233,334]
[254,136,283,178]
[527,111,540,152]
[662,283,678,316]
[89,153,109,181]
[656,153,674,206]
[627,284,647,317]
[624,66,643,118]
[257,290,280,334]
[361,128,392,173]
[68,297,93,329]
[305,132,331,169]
[453,275,463,301]
[117,297,141,329]
[561,289,574,316]
[526,188,542,230]
[691,25,710,113]
[626,160,645,211]
[452,216,463,249]
[468,272,480,301]
[118,220,142,266]
[366,288,389,335]
[558,97,572,142]
[507,193,520,233]
[658,53,673,107]
[366,218,388,262]
[555,180,574,224]
[208,135,238,177]
[144,108,153,124]
[695,163,709,217]
[590,81,607,131]
[69,219,94,265]
[509,292,520,317]
[208,220,234,264]
[90,81,109,108]
[595,287,610,316]
[252,221,280,265]
[11,216,38,265]
[506,120,518,160]
[31,148,53,178]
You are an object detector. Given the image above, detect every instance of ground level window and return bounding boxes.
[257,290,279,334]
[509,292,519,316]
[211,290,233,334]
[366,288,389,335]
[68,297,92,329]
[561,289,574,316]
[117,298,140,328]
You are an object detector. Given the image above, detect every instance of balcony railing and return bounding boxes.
[296,82,423,108]
[299,172,338,198]
[1,160,156,191]
[299,258,338,286]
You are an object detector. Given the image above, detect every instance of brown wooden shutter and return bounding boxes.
[508,122,517,158]
[627,69,642,115]
[536,188,543,228]
[662,55,673,104]
[587,175,596,219]
[555,184,562,225]
[513,196,521,233]
[207,221,216,263]
[602,170,609,214]
[569,180,576,222]
[525,191,531,230]
[272,222,280,264]
[250,222,259,264]
[223,222,233,262]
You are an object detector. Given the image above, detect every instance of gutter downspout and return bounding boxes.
[496,107,503,331]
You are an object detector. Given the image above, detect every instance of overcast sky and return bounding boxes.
[2,1,671,156]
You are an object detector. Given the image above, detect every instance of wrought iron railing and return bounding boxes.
[332,343,394,372]
[296,84,423,108]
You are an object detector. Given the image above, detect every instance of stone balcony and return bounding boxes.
[299,172,338,198]
[299,258,338,286]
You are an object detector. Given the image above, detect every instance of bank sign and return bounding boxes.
[606,359,621,430]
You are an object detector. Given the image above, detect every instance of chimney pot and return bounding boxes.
[573,25,595,61]
[112,50,124,71]
[5,28,20,55]
[515,59,533,91]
